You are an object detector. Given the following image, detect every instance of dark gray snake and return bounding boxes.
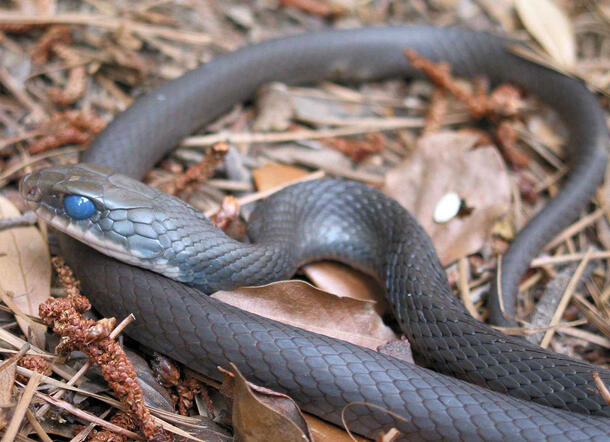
[21,26,610,440]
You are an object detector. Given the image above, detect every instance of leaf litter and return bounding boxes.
[0,0,608,441]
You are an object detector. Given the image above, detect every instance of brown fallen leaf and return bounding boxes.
[212,281,398,350]
[252,162,310,192]
[302,261,390,316]
[219,363,313,442]
[0,353,18,430]
[0,195,50,348]
[304,414,367,442]
[383,132,511,265]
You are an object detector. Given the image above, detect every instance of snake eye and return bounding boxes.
[63,194,96,220]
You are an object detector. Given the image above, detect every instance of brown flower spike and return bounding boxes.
[41,258,170,441]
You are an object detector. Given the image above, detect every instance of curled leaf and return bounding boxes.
[220,363,313,442]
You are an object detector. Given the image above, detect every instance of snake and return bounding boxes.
[19,26,610,440]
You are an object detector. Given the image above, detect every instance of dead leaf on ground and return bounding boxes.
[0,354,18,430]
[253,82,294,132]
[302,261,390,316]
[252,162,310,192]
[0,195,50,348]
[212,281,398,350]
[383,132,511,265]
[304,413,367,442]
[377,337,414,364]
[515,0,576,69]
[263,145,385,184]
[219,363,313,442]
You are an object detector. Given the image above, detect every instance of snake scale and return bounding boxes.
[21,27,610,440]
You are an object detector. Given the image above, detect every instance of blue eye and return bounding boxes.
[63,194,96,220]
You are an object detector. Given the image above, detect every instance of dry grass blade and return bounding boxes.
[458,257,481,320]
[544,208,605,251]
[16,367,204,441]
[33,390,142,440]
[573,294,610,338]
[1,372,42,442]
[539,248,595,348]
[24,409,52,442]
[593,372,610,405]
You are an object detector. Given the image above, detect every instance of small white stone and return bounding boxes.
[433,192,461,223]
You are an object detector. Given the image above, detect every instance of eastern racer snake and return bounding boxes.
[21,26,610,440]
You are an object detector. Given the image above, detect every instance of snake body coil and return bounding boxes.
[22,27,610,440]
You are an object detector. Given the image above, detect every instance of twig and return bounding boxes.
[182,118,445,148]
[0,146,84,183]
[204,170,324,217]
[557,326,610,350]
[0,329,48,357]
[0,11,215,46]
[70,408,112,442]
[33,389,142,440]
[0,211,37,231]
[0,343,30,371]
[518,128,564,170]
[530,250,610,267]
[458,257,481,320]
[593,371,610,405]
[24,409,53,442]
[540,248,594,348]
[0,66,47,122]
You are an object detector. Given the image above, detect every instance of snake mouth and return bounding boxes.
[20,174,43,204]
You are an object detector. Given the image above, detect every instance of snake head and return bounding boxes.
[20,163,178,269]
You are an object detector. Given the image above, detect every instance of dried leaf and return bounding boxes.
[303,414,367,442]
[302,261,390,315]
[253,83,293,132]
[383,132,511,265]
[212,281,397,350]
[173,415,233,442]
[377,338,414,364]
[220,363,313,442]
[515,0,575,69]
[0,196,50,347]
[0,357,17,429]
[263,146,385,184]
[252,162,310,191]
